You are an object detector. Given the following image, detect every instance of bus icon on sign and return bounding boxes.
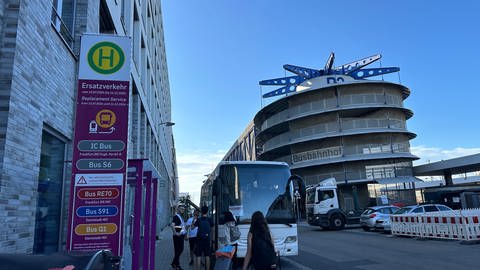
[95,109,116,129]
[100,112,112,125]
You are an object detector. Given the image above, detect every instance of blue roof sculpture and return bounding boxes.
[259,53,399,98]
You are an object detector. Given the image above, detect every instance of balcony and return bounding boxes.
[259,92,405,132]
[262,118,412,153]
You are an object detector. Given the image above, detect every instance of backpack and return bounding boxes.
[197,217,211,239]
[252,236,277,269]
[229,224,241,242]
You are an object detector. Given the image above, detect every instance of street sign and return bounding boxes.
[67,34,131,256]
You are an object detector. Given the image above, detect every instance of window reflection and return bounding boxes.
[219,164,295,224]
[33,131,65,254]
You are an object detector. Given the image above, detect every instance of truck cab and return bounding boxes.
[306,178,362,230]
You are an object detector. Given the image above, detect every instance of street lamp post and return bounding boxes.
[159,121,175,127]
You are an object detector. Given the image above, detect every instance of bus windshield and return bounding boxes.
[218,164,295,224]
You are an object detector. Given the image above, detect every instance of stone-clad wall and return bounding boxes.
[0,0,76,253]
[0,0,99,253]
[0,0,18,182]
[0,0,175,254]
[0,0,21,251]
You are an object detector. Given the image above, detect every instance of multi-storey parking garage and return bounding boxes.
[223,54,420,213]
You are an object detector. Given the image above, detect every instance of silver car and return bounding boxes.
[377,204,453,233]
[374,215,393,233]
[360,205,400,231]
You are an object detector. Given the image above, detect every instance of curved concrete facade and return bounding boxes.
[254,79,418,187]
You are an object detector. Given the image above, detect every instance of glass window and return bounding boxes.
[411,207,424,213]
[394,207,413,214]
[100,0,116,34]
[317,190,334,203]
[51,0,75,47]
[379,208,390,214]
[362,208,375,215]
[424,205,439,212]
[306,189,316,204]
[438,205,452,211]
[33,131,66,254]
[218,164,294,224]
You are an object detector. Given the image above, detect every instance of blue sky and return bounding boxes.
[161,1,480,203]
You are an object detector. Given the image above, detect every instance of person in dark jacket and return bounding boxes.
[194,205,213,270]
[242,211,277,270]
[171,205,186,270]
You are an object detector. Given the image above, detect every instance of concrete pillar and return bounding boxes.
[444,170,453,186]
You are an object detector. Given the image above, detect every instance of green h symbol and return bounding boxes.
[98,48,115,67]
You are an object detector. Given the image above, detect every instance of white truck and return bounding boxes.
[305,178,361,230]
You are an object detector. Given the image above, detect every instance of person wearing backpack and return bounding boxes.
[242,211,278,270]
[194,205,213,270]
[220,211,241,269]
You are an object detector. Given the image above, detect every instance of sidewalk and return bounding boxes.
[155,226,195,270]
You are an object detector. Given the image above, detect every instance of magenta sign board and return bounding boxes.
[67,35,131,256]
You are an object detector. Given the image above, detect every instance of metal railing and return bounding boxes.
[263,118,408,152]
[51,5,74,48]
[260,93,404,131]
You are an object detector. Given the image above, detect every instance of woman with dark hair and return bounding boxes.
[242,211,277,270]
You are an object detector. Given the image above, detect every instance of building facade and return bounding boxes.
[0,0,177,254]
[223,54,419,212]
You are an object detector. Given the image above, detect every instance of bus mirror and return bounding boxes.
[212,177,220,196]
[287,175,306,199]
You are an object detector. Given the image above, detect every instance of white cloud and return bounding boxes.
[176,149,226,205]
[411,145,480,165]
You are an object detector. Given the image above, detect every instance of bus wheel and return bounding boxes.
[329,214,345,230]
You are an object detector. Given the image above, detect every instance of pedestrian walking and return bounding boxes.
[171,205,187,270]
[242,211,278,270]
[219,211,241,269]
[186,209,200,265]
[194,205,213,270]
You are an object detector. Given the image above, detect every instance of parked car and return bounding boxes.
[393,204,453,215]
[378,204,454,233]
[360,205,400,231]
[374,215,393,233]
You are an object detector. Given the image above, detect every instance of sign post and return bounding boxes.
[67,34,131,256]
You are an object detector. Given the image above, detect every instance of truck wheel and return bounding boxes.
[329,214,345,230]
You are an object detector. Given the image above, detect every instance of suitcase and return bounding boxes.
[213,257,232,270]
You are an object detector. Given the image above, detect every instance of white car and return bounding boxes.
[377,204,453,233]
[393,204,453,215]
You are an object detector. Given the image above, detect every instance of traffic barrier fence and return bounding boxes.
[391,208,480,241]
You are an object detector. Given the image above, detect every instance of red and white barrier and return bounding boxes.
[391,208,480,241]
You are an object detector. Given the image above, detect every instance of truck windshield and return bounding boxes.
[306,189,316,204]
[317,190,334,203]
[219,164,295,224]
